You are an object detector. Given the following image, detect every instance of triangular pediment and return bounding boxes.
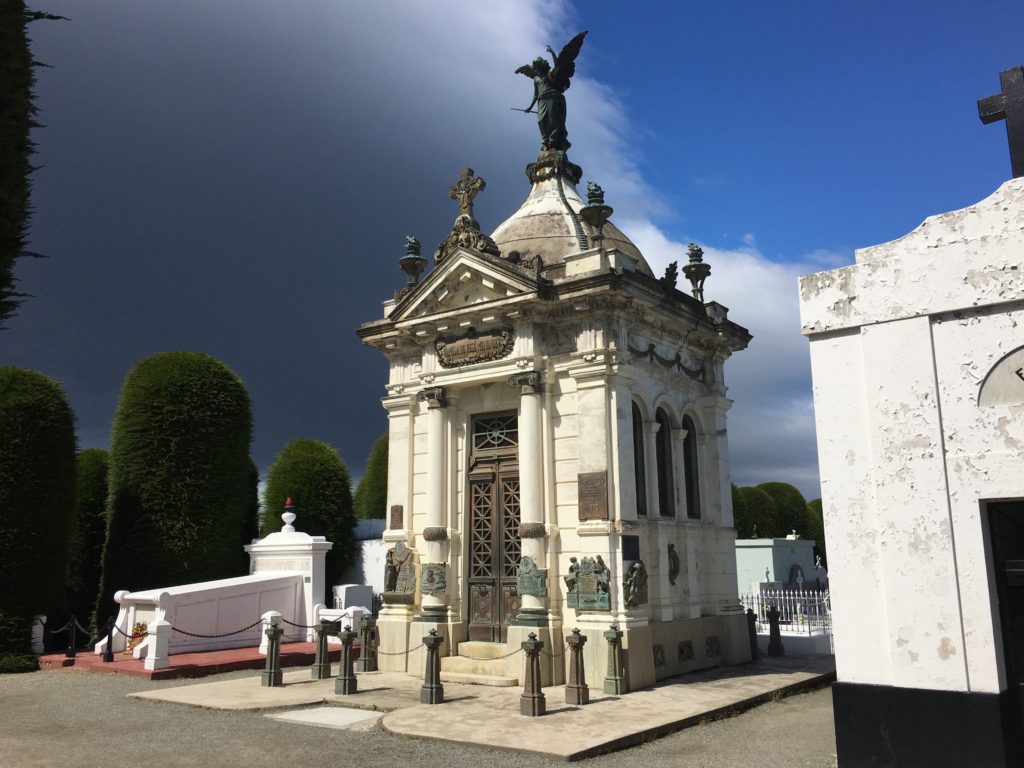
[390,248,538,322]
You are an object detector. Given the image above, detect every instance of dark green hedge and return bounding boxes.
[95,353,252,624]
[262,439,357,599]
[0,367,76,662]
[807,497,827,564]
[354,433,388,519]
[66,449,109,626]
[731,483,753,538]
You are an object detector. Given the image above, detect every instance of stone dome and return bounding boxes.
[490,175,654,277]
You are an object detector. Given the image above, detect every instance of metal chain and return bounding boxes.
[169,619,263,639]
[376,642,425,656]
[280,618,322,630]
[457,646,523,661]
[113,623,148,640]
[540,638,570,658]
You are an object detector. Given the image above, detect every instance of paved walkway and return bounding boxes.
[131,655,835,760]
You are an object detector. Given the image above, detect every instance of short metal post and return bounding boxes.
[355,619,377,672]
[65,615,77,658]
[565,628,589,705]
[603,623,627,695]
[102,616,115,663]
[420,628,444,704]
[520,632,546,716]
[767,604,785,657]
[261,619,283,687]
[334,625,358,695]
[746,608,761,661]
[311,619,332,679]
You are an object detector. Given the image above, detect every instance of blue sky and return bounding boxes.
[6,0,1024,501]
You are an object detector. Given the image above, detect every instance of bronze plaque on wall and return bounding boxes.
[390,504,403,530]
[435,327,514,368]
[578,472,608,521]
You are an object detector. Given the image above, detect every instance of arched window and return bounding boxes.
[631,402,647,517]
[655,408,674,518]
[683,415,701,519]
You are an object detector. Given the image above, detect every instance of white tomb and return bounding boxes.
[800,177,1024,766]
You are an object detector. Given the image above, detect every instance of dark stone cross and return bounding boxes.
[978,65,1024,178]
[448,167,486,220]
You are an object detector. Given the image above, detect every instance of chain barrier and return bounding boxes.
[168,618,263,639]
[279,618,324,630]
[539,638,571,659]
[113,623,148,640]
[49,618,74,635]
[376,642,425,656]
[457,646,523,661]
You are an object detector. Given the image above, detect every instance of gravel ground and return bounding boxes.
[0,669,838,768]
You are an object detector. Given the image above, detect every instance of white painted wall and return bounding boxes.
[800,177,1024,695]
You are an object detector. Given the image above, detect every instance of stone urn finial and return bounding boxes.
[282,497,296,532]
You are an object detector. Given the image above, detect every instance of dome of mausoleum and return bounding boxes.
[490,174,654,277]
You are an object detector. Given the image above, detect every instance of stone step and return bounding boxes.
[440,653,507,677]
[439,670,519,687]
[456,641,509,660]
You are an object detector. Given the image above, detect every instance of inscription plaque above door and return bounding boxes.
[436,327,515,368]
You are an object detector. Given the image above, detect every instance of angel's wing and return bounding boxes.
[515,64,538,79]
[551,30,588,91]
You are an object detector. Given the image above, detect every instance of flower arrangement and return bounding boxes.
[125,622,148,655]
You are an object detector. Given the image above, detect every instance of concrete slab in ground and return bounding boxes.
[131,655,834,760]
[265,706,382,731]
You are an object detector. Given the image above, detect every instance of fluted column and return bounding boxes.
[509,371,547,620]
[416,386,449,619]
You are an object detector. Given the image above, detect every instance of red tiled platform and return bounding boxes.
[38,642,344,680]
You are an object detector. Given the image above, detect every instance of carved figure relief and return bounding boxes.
[565,555,611,611]
[382,541,416,604]
[623,560,648,608]
[516,556,548,598]
[667,543,680,586]
[420,563,447,596]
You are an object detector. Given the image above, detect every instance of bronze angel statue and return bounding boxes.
[516,31,587,153]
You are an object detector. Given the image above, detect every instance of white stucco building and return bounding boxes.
[800,177,1024,767]
[358,154,752,689]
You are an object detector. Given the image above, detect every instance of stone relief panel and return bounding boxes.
[383,542,416,605]
[565,556,611,611]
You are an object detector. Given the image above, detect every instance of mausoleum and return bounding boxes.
[357,34,752,689]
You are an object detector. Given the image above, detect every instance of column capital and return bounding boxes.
[507,371,543,395]
[416,386,448,408]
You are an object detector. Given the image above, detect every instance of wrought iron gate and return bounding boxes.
[467,413,521,642]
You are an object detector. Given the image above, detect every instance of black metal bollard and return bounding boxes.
[520,632,546,716]
[65,615,77,659]
[603,624,627,695]
[565,628,589,705]
[102,616,115,663]
[311,619,332,679]
[420,628,444,704]
[746,608,761,661]
[767,605,785,657]
[261,621,283,687]
[355,619,377,672]
[335,625,358,694]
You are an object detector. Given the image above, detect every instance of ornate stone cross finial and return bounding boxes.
[978,65,1024,178]
[449,168,486,220]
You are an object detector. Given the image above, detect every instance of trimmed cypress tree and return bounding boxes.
[731,483,754,539]
[0,368,76,671]
[353,433,388,519]
[737,486,779,539]
[261,439,357,599]
[757,482,810,539]
[807,497,827,564]
[66,449,109,627]
[96,353,253,624]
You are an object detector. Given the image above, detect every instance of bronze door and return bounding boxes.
[468,458,522,642]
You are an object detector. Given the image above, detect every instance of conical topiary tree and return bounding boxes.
[261,439,357,600]
[353,433,388,519]
[95,352,253,625]
[757,482,810,539]
[0,368,76,671]
[66,449,109,628]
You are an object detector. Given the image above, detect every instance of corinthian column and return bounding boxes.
[416,386,449,620]
[508,371,547,623]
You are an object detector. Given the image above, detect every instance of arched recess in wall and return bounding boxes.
[682,414,701,519]
[655,407,675,518]
[631,400,647,517]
